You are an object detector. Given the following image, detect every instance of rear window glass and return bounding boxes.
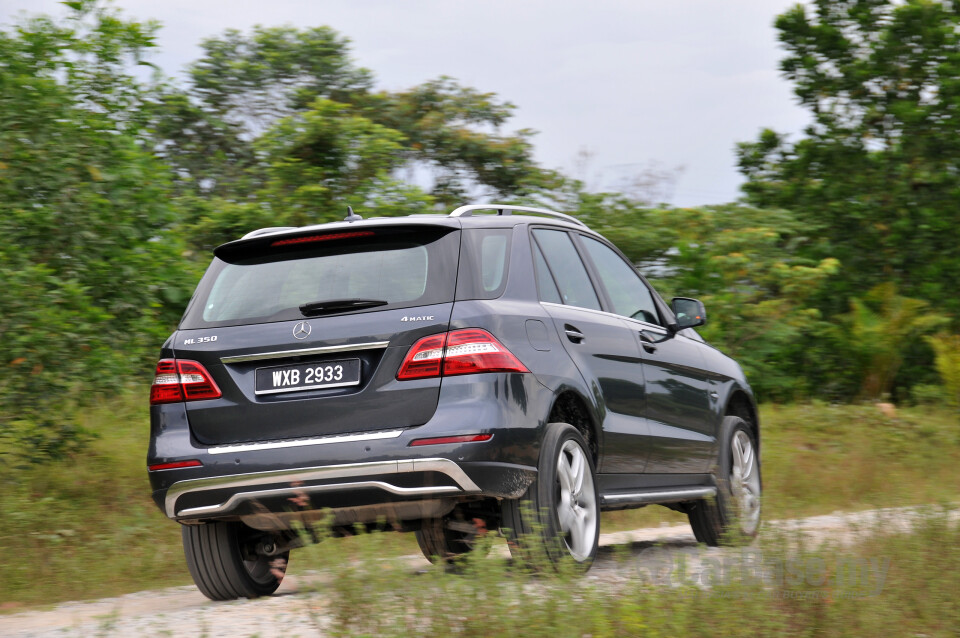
[181,227,459,329]
[531,229,601,311]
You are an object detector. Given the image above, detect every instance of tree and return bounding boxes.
[160,26,559,204]
[577,199,840,400]
[0,1,191,462]
[840,283,946,400]
[737,0,960,317]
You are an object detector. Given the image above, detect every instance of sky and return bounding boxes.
[1,0,811,207]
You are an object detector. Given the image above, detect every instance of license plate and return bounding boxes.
[255,358,361,395]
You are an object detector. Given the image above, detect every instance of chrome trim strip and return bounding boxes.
[220,341,390,364]
[601,487,717,506]
[254,379,360,396]
[165,457,481,517]
[177,481,461,517]
[207,429,404,455]
[541,301,668,334]
[449,204,587,227]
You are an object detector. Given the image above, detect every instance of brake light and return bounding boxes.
[150,359,222,404]
[443,329,529,376]
[397,329,528,380]
[396,334,447,380]
[271,230,375,247]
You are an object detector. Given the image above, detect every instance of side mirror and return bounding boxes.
[671,297,706,330]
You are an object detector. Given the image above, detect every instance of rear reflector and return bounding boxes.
[148,460,202,471]
[397,329,528,380]
[150,359,222,404]
[409,434,493,447]
[271,230,375,247]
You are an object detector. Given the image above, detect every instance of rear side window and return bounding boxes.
[182,227,459,329]
[456,228,512,300]
[531,229,601,311]
[532,242,562,304]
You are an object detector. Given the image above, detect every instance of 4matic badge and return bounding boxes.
[400,315,434,322]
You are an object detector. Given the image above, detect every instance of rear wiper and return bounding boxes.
[299,298,389,317]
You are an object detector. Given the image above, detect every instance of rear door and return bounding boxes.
[531,228,650,473]
[174,224,460,446]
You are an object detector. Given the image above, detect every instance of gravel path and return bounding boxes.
[2,506,954,637]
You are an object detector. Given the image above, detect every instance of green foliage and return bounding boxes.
[299,511,960,637]
[738,0,960,318]
[169,25,559,204]
[580,201,840,400]
[0,1,193,462]
[839,283,946,399]
[924,333,960,408]
[354,77,564,204]
[255,98,428,224]
[188,24,374,125]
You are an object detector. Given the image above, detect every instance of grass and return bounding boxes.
[297,506,960,637]
[0,394,957,610]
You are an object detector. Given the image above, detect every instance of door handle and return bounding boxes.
[639,331,657,353]
[564,325,585,344]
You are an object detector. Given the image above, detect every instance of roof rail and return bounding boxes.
[449,204,587,228]
[242,226,298,239]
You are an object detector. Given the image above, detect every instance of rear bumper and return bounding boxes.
[148,373,548,523]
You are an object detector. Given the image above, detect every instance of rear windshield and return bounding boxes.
[181,226,460,329]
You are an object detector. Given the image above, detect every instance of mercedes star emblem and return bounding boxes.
[292,321,312,340]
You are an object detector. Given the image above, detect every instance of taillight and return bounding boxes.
[396,334,447,380]
[443,329,529,376]
[397,329,528,380]
[150,359,222,404]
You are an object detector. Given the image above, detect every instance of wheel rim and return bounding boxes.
[730,430,761,535]
[237,529,284,586]
[243,554,277,585]
[555,439,597,561]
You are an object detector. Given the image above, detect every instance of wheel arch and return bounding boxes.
[547,389,601,465]
[724,389,759,452]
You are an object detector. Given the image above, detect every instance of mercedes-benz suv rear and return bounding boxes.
[148,204,761,601]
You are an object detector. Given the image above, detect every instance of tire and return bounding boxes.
[415,507,488,564]
[181,521,289,601]
[688,416,762,546]
[502,422,600,569]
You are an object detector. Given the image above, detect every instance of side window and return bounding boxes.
[581,236,661,326]
[532,229,601,311]
[455,228,512,300]
[532,242,562,304]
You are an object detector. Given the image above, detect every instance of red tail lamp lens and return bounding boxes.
[271,231,374,247]
[396,333,447,380]
[396,329,528,380]
[150,359,221,404]
[442,329,529,376]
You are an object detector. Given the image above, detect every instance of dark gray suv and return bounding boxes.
[148,204,761,600]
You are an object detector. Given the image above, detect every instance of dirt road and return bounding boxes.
[2,506,952,637]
